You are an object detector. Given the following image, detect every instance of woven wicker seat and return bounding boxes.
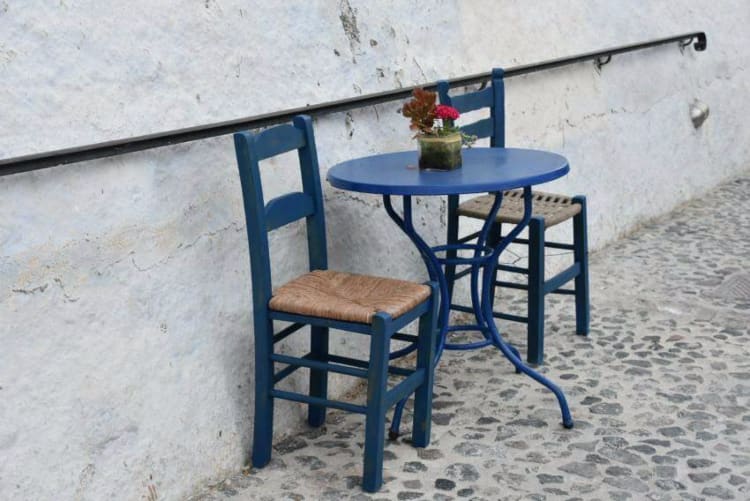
[269,270,432,324]
[458,189,582,228]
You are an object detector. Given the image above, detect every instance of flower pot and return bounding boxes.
[417,133,462,171]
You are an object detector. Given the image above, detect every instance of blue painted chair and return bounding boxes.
[438,68,590,365]
[233,115,438,492]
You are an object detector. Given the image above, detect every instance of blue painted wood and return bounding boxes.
[437,68,504,145]
[490,68,505,147]
[273,354,308,383]
[444,194,460,303]
[294,115,328,271]
[265,192,315,231]
[512,238,575,250]
[492,311,528,323]
[327,353,415,377]
[252,124,306,160]
[301,119,329,433]
[486,221,503,313]
[412,282,438,447]
[308,325,328,426]
[527,216,545,366]
[543,263,581,295]
[439,69,509,320]
[450,302,529,321]
[432,108,479,352]
[327,147,569,196]
[457,230,482,243]
[234,131,273,307]
[573,195,590,336]
[385,370,425,408]
[448,304,475,315]
[272,322,304,343]
[268,299,429,334]
[269,310,372,334]
[391,332,419,343]
[460,118,494,140]
[449,86,494,112]
[251,314,275,468]
[271,352,369,378]
[436,80,451,106]
[234,131,275,468]
[498,264,529,275]
[363,312,391,493]
[235,114,439,492]
[452,267,472,280]
[270,389,367,414]
[495,280,529,291]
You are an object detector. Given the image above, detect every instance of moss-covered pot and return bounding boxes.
[417,133,462,170]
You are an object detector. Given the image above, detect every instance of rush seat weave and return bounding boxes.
[458,189,582,228]
[269,270,432,324]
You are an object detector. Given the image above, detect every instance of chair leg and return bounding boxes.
[362,313,391,493]
[412,285,439,448]
[308,325,328,427]
[572,195,590,336]
[445,194,460,300]
[527,216,545,365]
[487,222,502,307]
[251,316,275,468]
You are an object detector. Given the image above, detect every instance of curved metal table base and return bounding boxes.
[383,188,574,438]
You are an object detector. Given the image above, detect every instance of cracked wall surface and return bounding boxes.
[1,1,749,500]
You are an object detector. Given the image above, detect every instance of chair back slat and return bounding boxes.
[253,124,307,160]
[234,115,328,308]
[437,68,505,147]
[460,118,494,140]
[448,87,494,113]
[265,191,315,231]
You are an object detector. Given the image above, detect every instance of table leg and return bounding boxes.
[383,196,451,359]
[478,188,574,429]
[383,195,449,438]
[383,189,573,437]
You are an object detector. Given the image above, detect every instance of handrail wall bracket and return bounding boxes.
[693,32,707,51]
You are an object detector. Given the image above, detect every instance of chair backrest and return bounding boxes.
[234,115,327,311]
[437,67,505,147]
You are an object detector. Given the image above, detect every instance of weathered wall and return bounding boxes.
[1,1,749,499]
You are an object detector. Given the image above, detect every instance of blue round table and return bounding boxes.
[328,147,574,434]
[328,148,569,195]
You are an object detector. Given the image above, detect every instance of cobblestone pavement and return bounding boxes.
[188,176,750,501]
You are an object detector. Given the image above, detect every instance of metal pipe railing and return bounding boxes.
[0,31,706,177]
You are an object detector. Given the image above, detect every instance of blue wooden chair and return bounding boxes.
[233,115,438,492]
[438,68,590,365]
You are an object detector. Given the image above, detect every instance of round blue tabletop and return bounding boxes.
[327,147,569,196]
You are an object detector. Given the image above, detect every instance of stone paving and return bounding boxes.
[188,176,750,501]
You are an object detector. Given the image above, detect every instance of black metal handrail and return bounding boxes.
[0,32,706,177]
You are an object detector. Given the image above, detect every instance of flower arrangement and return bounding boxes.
[402,88,473,170]
[402,89,461,137]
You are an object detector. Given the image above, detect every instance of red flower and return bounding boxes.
[435,104,460,121]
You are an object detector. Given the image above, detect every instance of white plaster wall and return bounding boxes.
[1,1,749,499]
